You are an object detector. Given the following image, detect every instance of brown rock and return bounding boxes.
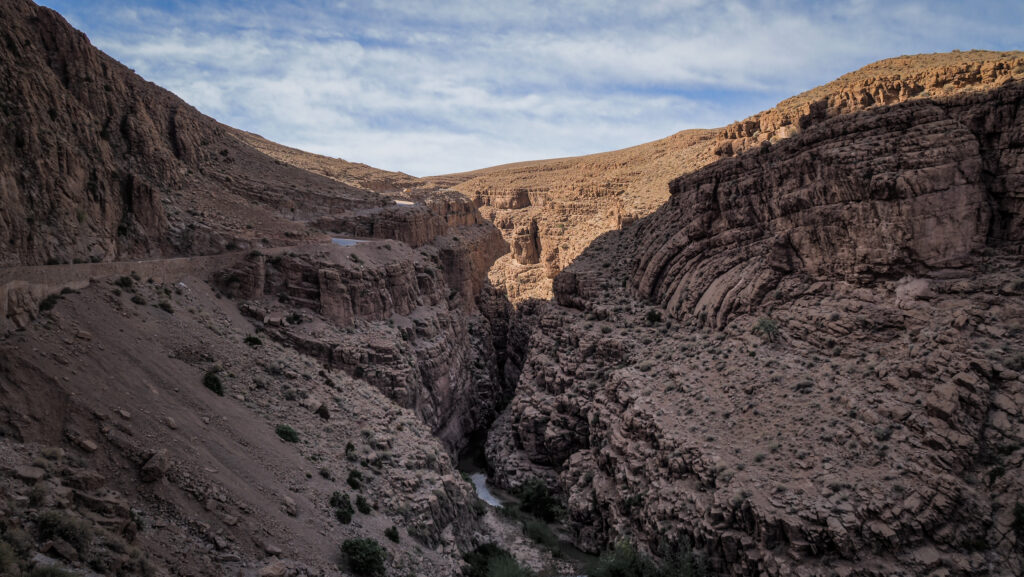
[139,450,169,482]
[15,465,45,482]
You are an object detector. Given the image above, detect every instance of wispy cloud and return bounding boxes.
[40,0,1024,175]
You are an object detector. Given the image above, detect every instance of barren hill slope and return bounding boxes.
[231,130,422,196]
[432,50,1024,301]
[0,0,387,268]
[222,49,1024,303]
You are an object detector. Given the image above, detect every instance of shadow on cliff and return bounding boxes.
[552,79,1024,329]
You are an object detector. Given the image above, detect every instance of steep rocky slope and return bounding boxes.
[0,0,387,268]
[434,50,1024,301]
[236,49,1023,303]
[0,2,540,576]
[0,267,485,577]
[6,1,1024,575]
[231,130,421,197]
[488,80,1024,575]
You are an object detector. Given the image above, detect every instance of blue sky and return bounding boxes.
[40,0,1023,176]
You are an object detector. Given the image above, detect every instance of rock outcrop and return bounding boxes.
[433,51,1024,302]
[627,81,1024,329]
[213,194,510,452]
[488,81,1024,575]
[0,0,384,267]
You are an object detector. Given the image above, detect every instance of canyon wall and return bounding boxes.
[489,81,1024,575]
[215,200,511,452]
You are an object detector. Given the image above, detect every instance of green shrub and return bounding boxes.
[203,370,224,396]
[587,539,706,577]
[515,479,562,522]
[39,294,61,311]
[487,555,533,577]
[0,541,19,574]
[158,301,173,314]
[331,492,354,524]
[587,541,659,577]
[28,568,76,577]
[347,469,364,490]
[115,276,134,288]
[329,491,346,508]
[384,526,400,543]
[645,310,662,324]
[522,517,559,550]
[131,294,146,305]
[752,317,780,342]
[275,424,299,443]
[356,495,371,514]
[35,511,91,553]
[340,538,386,576]
[463,543,532,577]
[244,335,262,347]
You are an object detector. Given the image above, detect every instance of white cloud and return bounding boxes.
[39,0,1024,175]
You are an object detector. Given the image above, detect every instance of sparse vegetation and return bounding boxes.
[131,294,146,305]
[157,301,173,313]
[347,469,364,490]
[356,495,371,514]
[203,370,224,396]
[275,424,299,443]
[384,526,400,543]
[38,293,61,311]
[340,537,386,576]
[515,478,562,522]
[463,543,532,577]
[244,335,263,347]
[752,317,780,342]
[115,276,133,288]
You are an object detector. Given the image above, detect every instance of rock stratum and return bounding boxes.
[490,78,1024,575]
[249,50,1024,303]
[0,2,528,576]
[3,0,1024,575]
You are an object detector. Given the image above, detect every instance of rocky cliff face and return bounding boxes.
[628,82,1024,329]
[214,224,510,452]
[0,3,523,575]
[0,0,383,267]
[488,81,1024,575]
[426,51,1024,302]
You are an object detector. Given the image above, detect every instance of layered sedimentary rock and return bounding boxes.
[489,81,1024,575]
[626,82,1024,329]
[432,51,1024,301]
[216,199,510,451]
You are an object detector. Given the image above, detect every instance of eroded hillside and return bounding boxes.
[4,0,1024,575]
[0,0,389,268]
[489,80,1024,575]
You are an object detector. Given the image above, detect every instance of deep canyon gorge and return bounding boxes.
[2,1,1024,576]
